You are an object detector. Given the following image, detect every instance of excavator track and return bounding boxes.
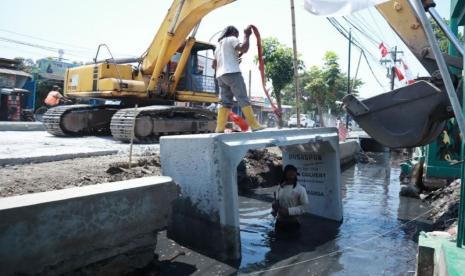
[42,105,118,136]
[110,106,216,143]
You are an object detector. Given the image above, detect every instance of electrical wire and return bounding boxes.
[0,27,137,59]
[0,36,91,59]
[342,16,379,46]
[0,28,95,51]
[326,18,388,91]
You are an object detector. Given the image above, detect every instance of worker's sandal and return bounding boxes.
[215,107,230,133]
[241,106,265,131]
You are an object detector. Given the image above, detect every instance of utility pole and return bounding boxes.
[248,70,252,98]
[380,46,404,90]
[290,0,301,128]
[346,29,352,130]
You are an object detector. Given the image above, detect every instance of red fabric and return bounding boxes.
[402,60,415,85]
[250,25,282,118]
[393,66,405,81]
[338,123,347,141]
[379,42,388,58]
[229,111,249,132]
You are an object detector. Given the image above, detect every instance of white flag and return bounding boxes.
[304,0,388,16]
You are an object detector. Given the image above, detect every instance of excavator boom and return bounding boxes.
[343,0,462,148]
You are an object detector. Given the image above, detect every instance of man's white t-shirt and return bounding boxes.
[214,36,241,77]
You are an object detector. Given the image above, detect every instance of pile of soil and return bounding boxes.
[423,179,461,230]
[0,154,161,197]
[237,149,282,192]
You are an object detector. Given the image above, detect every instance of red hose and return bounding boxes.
[250,25,282,118]
[229,111,249,132]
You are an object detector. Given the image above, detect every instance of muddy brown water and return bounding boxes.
[238,152,431,275]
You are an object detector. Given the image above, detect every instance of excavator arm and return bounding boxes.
[141,0,236,93]
[343,0,463,148]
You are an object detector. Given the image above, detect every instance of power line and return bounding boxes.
[0,36,91,59]
[0,28,95,51]
[326,18,388,91]
[0,28,137,58]
[342,16,379,46]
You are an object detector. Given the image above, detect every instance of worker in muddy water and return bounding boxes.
[212,25,264,133]
[271,165,309,233]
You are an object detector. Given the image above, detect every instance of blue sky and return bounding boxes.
[0,0,452,98]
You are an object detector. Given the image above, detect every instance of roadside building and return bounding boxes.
[0,58,32,121]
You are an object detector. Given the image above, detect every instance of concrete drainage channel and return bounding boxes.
[0,128,360,274]
[161,128,348,263]
[0,176,177,275]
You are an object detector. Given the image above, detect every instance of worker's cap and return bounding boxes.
[283,164,300,175]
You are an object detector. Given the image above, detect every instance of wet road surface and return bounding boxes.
[238,152,431,275]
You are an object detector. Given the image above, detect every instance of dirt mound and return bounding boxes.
[422,179,461,230]
[237,149,282,192]
[0,155,161,197]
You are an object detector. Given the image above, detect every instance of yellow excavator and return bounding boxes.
[43,0,462,147]
[43,0,236,142]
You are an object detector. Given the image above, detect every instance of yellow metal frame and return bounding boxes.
[376,0,436,73]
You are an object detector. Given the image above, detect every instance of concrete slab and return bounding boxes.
[0,176,177,275]
[339,140,360,166]
[0,131,159,165]
[160,128,341,263]
[0,121,45,131]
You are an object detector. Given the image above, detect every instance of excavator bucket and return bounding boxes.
[343,81,452,148]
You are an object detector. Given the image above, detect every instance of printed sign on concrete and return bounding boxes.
[283,142,342,221]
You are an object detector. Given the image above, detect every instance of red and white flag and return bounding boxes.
[393,65,405,81]
[379,42,388,57]
[304,0,388,16]
[401,60,415,85]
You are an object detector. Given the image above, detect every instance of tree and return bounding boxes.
[431,18,464,53]
[258,37,303,127]
[282,51,363,126]
[13,57,35,73]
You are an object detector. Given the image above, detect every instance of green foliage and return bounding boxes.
[283,51,363,122]
[257,37,303,127]
[431,18,464,53]
[13,57,35,73]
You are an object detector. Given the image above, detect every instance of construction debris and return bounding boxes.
[422,179,461,230]
[237,149,282,192]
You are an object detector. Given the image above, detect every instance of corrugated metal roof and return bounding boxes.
[0,68,32,78]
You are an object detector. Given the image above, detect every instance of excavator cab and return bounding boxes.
[175,42,218,95]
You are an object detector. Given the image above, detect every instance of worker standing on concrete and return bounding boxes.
[213,25,264,133]
[44,85,65,107]
[272,165,309,232]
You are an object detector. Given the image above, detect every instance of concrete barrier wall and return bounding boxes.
[339,140,361,166]
[0,121,45,131]
[160,128,342,263]
[0,176,176,275]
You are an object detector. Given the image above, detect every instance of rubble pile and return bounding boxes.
[105,157,161,182]
[423,179,461,230]
[237,149,282,192]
